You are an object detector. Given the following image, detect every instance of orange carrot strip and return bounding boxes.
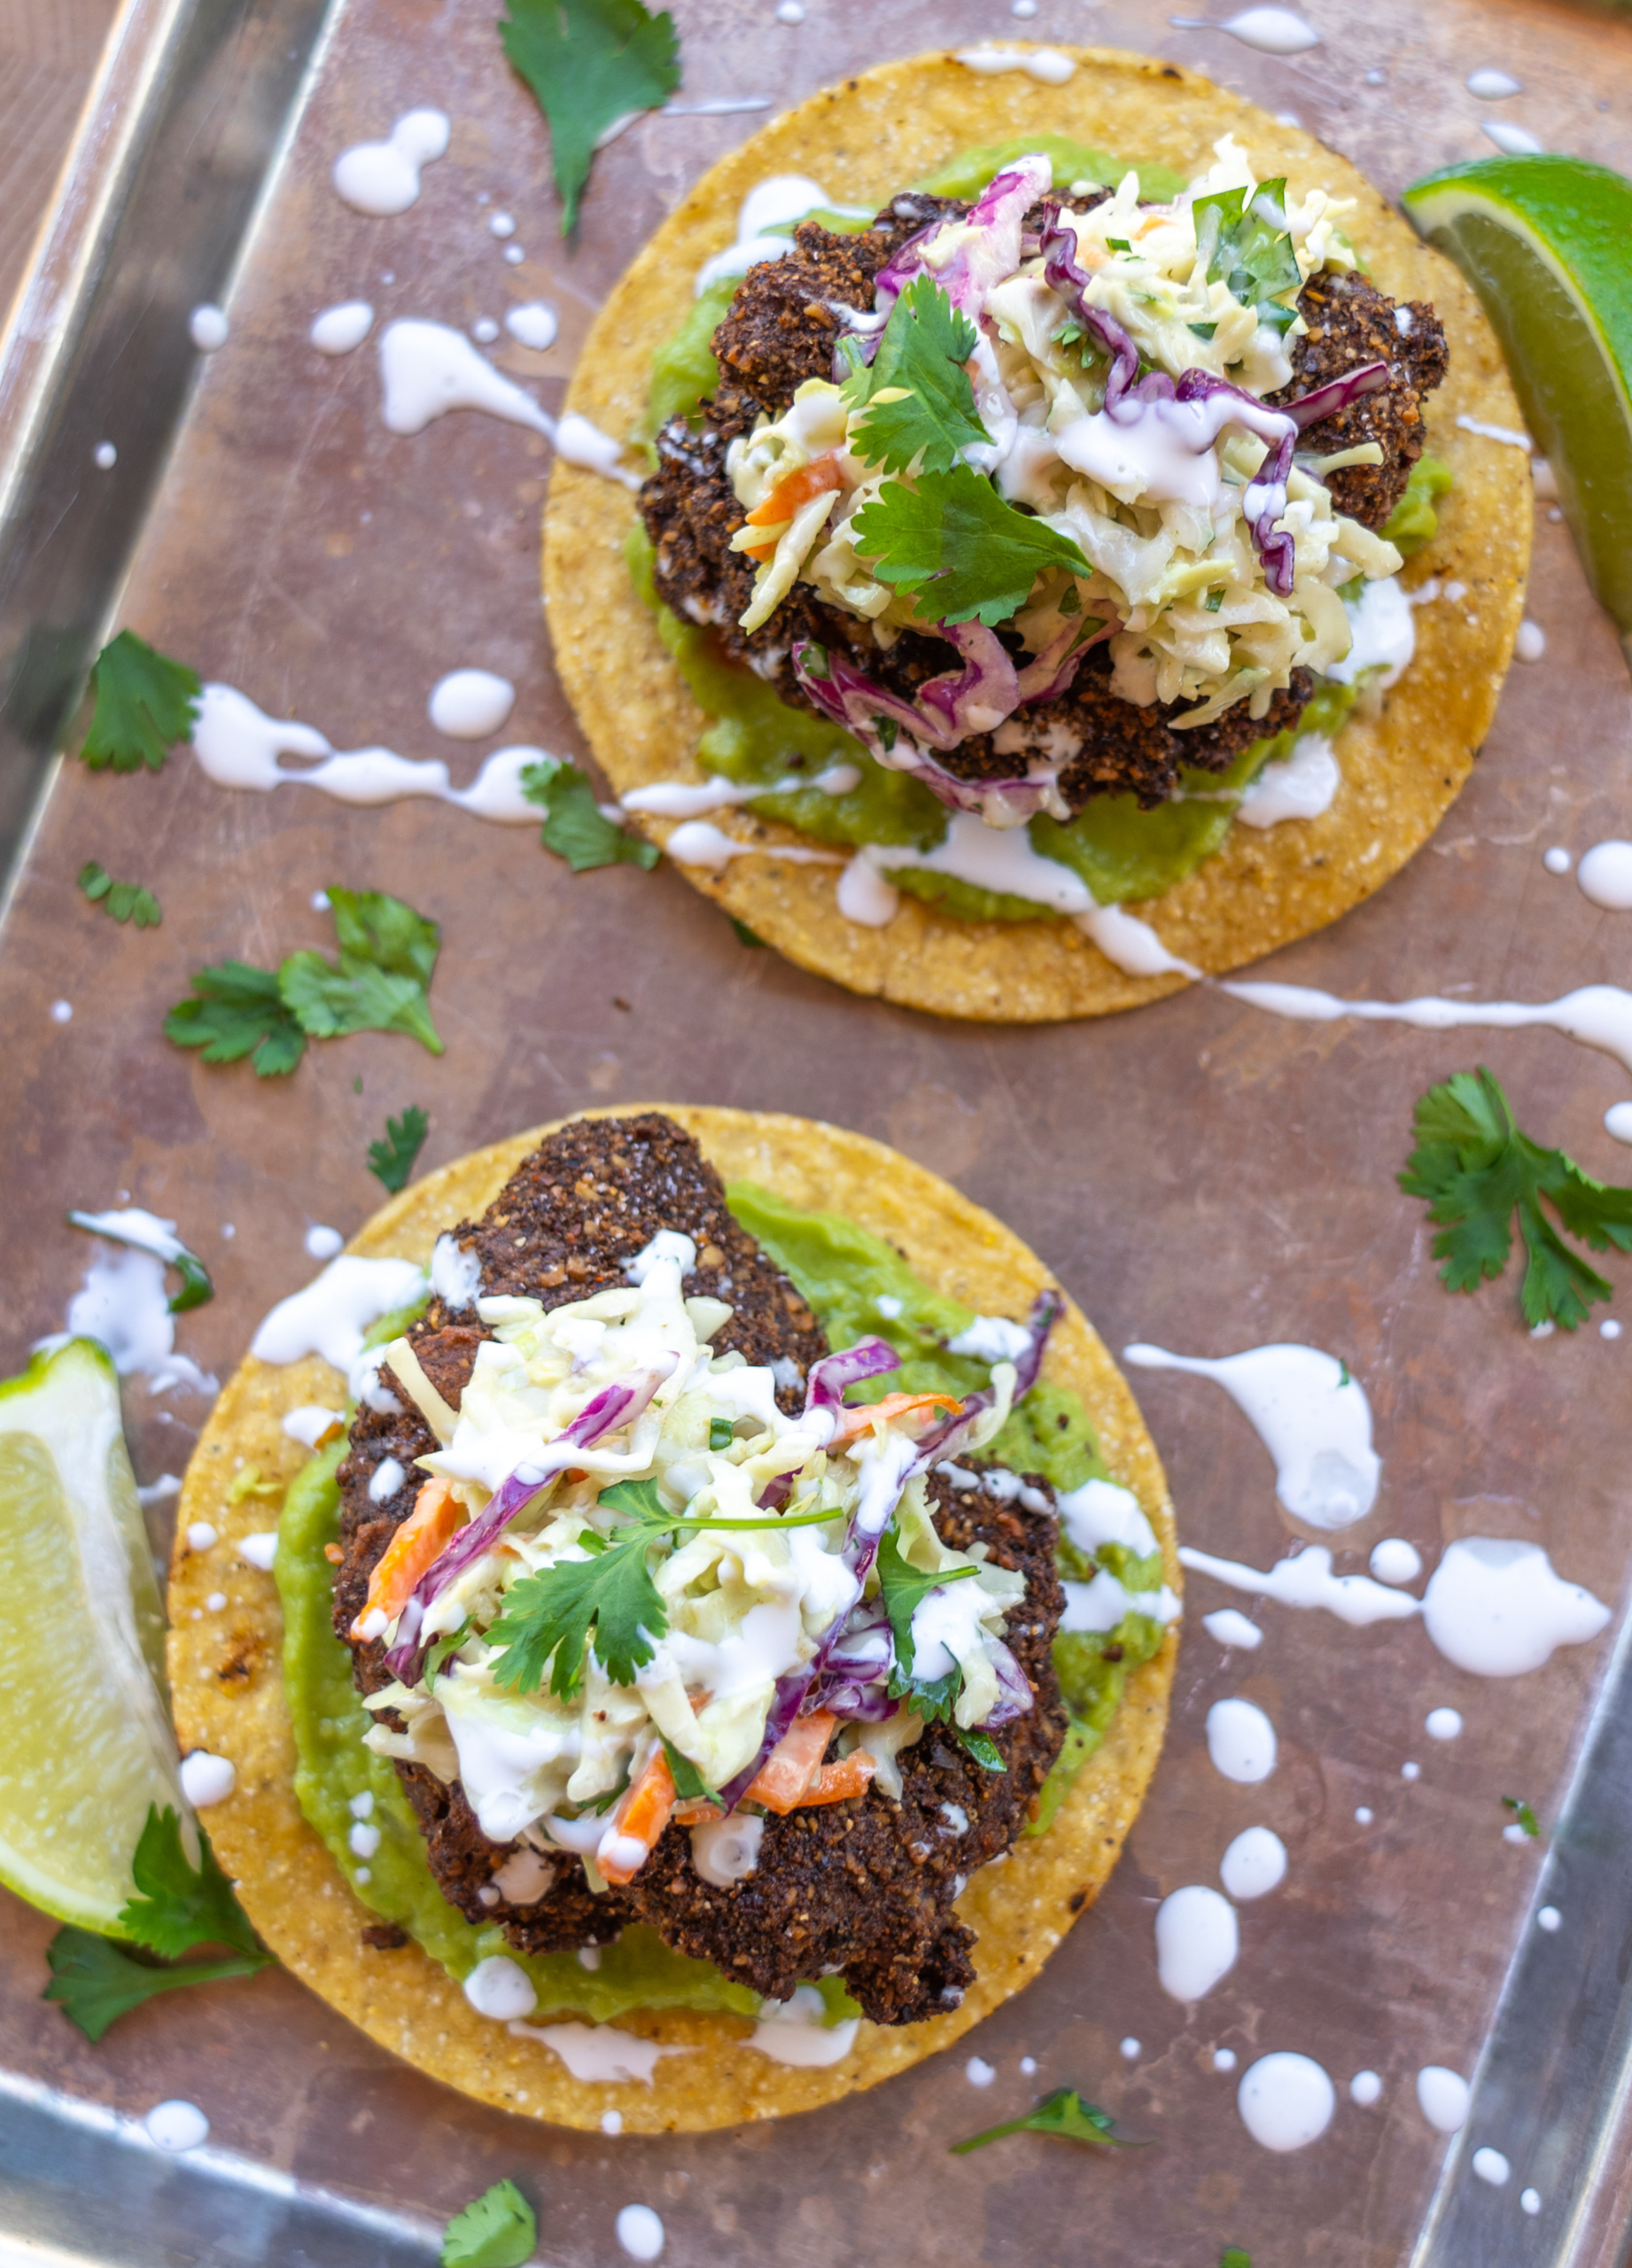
[745,453,843,527]
[825,1391,962,1454]
[596,1750,678,1885]
[672,1798,725,1827]
[796,1751,876,1807]
[350,1477,463,1638]
[744,1711,837,1814]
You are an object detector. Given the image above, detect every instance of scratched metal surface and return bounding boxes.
[2,0,1632,2262]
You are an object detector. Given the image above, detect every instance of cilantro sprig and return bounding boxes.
[166,888,444,1078]
[369,1104,430,1194]
[951,2086,1146,2154]
[75,630,199,773]
[1193,176,1302,333]
[78,862,160,928]
[440,2179,537,2268]
[877,1526,979,1683]
[839,276,989,477]
[501,0,680,235]
[1399,1067,1632,1329]
[522,756,658,873]
[43,1806,270,2043]
[488,1475,844,1700]
[851,464,1089,627]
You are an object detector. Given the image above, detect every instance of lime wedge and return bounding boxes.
[1403,155,1632,663]
[0,1340,182,1932]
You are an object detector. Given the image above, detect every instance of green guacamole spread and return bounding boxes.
[632,136,1449,922]
[277,1188,1170,2015]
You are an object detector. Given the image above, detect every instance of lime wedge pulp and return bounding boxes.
[1403,154,1632,663]
[0,1340,183,1932]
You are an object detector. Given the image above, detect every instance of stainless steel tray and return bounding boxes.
[4,0,1632,2260]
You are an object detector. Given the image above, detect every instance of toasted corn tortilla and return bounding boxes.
[543,47,1531,1023]
[169,1106,1177,2132]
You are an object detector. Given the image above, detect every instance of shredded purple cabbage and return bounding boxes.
[804,1337,900,1413]
[791,626,1100,825]
[983,1637,1035,1727]
[875,156,1053,326]
[1283,360,1390,430]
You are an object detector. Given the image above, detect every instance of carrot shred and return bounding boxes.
[596,1749,678,1884]
[745,453,843,527]
[797,1751,876,1807]
[349,1476,463,1638]
[744,1710,837,1814]
[824,1391,962,1454]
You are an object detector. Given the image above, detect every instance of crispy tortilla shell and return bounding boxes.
[169,1107,1177,2131]
[543,48,1532,1022]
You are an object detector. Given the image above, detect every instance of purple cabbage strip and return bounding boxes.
[718,1663,818,1810]
[912,1286,1062,1472]
[875,156,1052,326]
[1282,360,1389,431]
[804,1337,900,1415]
[383,1364,672,1682]
[983,1638,1036,1727]
[791,633,1087,825]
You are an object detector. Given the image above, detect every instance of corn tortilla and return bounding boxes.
[169,1107,1177,2132]
[543,47,1531,1022]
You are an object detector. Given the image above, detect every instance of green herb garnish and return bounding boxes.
[838,276,989,476]
[731,917,766,947]
[709,1417,734,1451]
[851,463,1090,629]
[875,1525,980,1679]
[489,1475,845,1699]
[951,2086,1145,2154]
[661,1735,723,1807]
[166,889,444,1078]
[440,2177,537,2268]
[956,1727,1006,1772]
[66,1212,212,1312]
[1193,176,1302,331]
[43,1806,269,2042]
[77,861,160,927]
[1399,1066,1632,1329]
[521,755,658,873]
[500,0,680,235]
[1504,1795,1541,1838]
[76,630,199,773]
[369,1104,430,1193]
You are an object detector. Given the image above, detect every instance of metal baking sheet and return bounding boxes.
[3,0,1632,2261]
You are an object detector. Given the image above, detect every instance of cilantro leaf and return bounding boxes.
[1399,1067,1632,1329]
[731,918,766,948]
[76,630,199,773]
[369,1105,430,1194]
[522,756,658,873]
[489,1528,668,1698]
[165,960,307,1076]
[117,1805,262,1960]
[43,1927,267,2044]
[661,1735,723,1807]
[501,0,681,236]
[1220,2253,1253,2268]
[851,465,1089,627]
[839,276,987,476]
[951,2086,1146,2154]
[486,1477,846,1697]
[1504,1795,1541,1838]
[165,890,444,1076]
[876,1524,979,1679]
[66,1214,211,1311]
[78,862,160,928]
[440,2179,537,2268]
[1193,177,1301,331]
[956,1726,1006,1772]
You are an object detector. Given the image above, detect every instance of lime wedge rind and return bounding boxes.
[1404,154,1632,661]
[0,1340,184,1934]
